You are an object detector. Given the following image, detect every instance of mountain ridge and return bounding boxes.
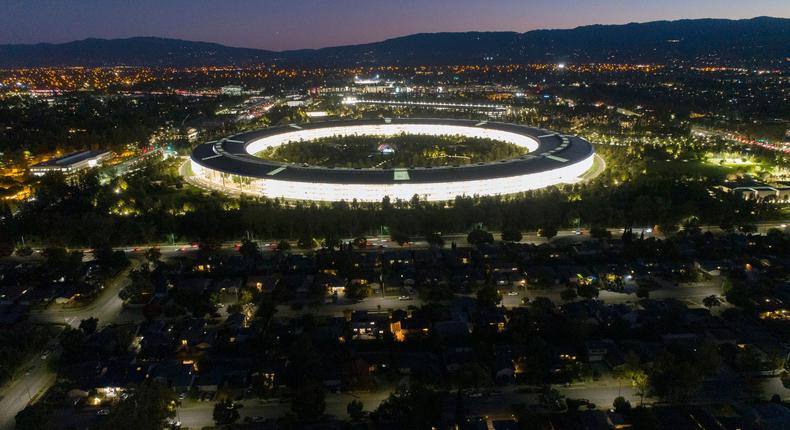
[0,17,787,67]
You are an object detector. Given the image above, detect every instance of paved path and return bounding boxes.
[0,261,141,430]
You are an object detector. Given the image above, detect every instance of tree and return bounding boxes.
[501,226,522,243]
[144,247,161,267]
[98,382,176,430]
[343,358,373,391]
[702,295,721,309]
[297,236,316,249]
[693,341,721,377]
[373,385,442,429]
[649,350,702,402]
[530,297,555,313]
[0,229,12,259]
[15,403,51,430]
[719,221,735,233]
[577,284,599,300]
[277,240,291,251]
[657,223,678,237]
[197,239,221,262]
[92,242,115,264]
[630,406,660,430]
[42,247,83,281]
[590,226,611,239]
[58,327,88,365]
[512,402,553,430]
[425,232,444,248]
[347,400,364,421]
[613,396,631,414]
[292,380,326,421]
[467,228,494,246]
[213,399,240,425]
[454,362,493,389]
[345,282,370,301]
[560,287,578,302]
[120,266,154,303]
[238,238,259,260]
[681,217,702,236]
[390,229,410,246]
[79,317,98,335]
[538,226,558,240]
[621,351,649,405]
[476,286,502,308]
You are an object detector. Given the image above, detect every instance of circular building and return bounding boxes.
[189,118,595,202]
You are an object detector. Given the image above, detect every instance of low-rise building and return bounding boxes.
[30,150,112,177]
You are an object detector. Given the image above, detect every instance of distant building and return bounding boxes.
[220,85,243,96]
[353,75,382,85]
[720,180,790,203]
[184,127,200,143]
[30,150,112,177]
[353,75,393,94]
[285,100,307,107]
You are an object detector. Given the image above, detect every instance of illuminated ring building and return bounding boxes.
[189,118,595,202]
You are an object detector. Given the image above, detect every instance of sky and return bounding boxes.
[0,0,788,50]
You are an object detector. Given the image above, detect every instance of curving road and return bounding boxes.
[0,260,141,430]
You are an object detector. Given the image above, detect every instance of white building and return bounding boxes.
[30,150,112,177]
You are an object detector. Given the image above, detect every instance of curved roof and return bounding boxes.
[190,118,594,184]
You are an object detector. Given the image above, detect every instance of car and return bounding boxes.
[398,295,413,300]
[506,291,519,296]
[165,417,181,427]
[96,409,111,416]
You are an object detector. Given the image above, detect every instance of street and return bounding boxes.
[176,391,392,428]
[0,353,56,430]
[0,259,141,430]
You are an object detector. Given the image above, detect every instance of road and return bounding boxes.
[0,352,57,430]
[276,276,725,319]
[29,260,142,327]
[0,260,142,430]
[176,390,391,428]
[10,220,788,261]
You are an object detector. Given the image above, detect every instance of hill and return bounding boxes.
[0,17,787,67]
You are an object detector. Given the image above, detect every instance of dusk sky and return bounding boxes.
[1,0,788,50]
